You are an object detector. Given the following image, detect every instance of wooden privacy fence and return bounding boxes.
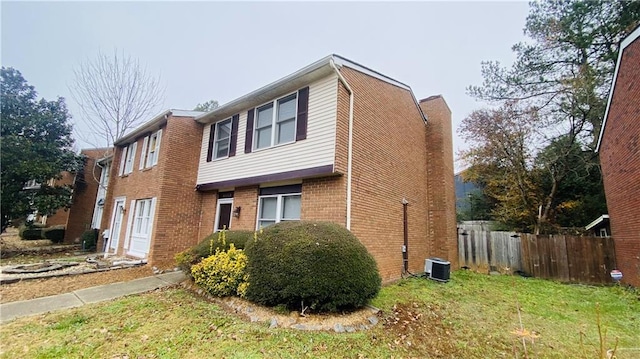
[458,230,617,284]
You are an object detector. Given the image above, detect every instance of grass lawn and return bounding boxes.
[1,271,638,358]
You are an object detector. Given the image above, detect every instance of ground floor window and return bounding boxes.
[257,185,301,229]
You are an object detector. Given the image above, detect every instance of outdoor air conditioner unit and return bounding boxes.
[425,257,450,282]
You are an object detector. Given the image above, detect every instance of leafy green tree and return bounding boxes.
[1,67,80,232]
[461,0,640,233]
[193,100,219,112]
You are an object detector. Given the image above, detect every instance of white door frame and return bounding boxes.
[106,196,126,255]
[214,198,234,232]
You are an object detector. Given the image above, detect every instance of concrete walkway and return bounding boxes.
[0,271,185,323]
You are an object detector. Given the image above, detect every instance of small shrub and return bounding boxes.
[18,223,45,240]
[175,230,254,276]
[43,225,65,243]
[244,221,381,313]
[80,229,98,251]
[191,244,249,297]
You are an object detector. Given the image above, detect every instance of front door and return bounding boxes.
[215,199,233,231]
[107,198,125,253]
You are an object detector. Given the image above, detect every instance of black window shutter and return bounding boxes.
[206,123,216,162]
[296,87,309,141]
[245,109,254,153]
[229,114,239,157]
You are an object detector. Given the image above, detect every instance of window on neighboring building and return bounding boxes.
[257,185,301,229]
[214,119,232,159]
[23,179,40,189]
[133,198,153,237]
[119,142,137,176]
[144,130,162,168]
[254,93,297,150]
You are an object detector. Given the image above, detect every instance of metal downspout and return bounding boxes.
[329,58,354,230]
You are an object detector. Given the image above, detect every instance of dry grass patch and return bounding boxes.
[1,271,638,358]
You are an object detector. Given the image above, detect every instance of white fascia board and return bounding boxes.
[196,55,335,124]
[115,109,203,146]
[596,25,640,152]
[332,54,411,91]
[585,214,610,230]
[196,54,427,124]
[333,54,427,123]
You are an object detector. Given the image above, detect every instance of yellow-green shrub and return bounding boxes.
[191,244,249,297]
[175,230,254,276]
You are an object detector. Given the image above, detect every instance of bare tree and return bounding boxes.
[70,49,165,148]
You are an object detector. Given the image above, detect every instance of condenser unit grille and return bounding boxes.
[426,257,450,282]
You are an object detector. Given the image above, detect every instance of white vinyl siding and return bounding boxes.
[197,74,338,185]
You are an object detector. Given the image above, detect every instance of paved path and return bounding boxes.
[0,271,186,323]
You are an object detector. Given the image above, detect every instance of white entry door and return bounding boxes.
[126,198,156,258]
[107,197,126,253]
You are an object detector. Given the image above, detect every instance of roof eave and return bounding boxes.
[196,55,335,124]
[596,24,640,152]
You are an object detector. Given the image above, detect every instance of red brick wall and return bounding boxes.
[301,176,347,225]
[151,116,204,267]
[98,131,164,256]
[600,36,640,286]
[420,96,458,269]
[99,115,204,268]
[63,149,106,244]
[44,171,75,227]
[198,186,260,238]
[340,67,432,282]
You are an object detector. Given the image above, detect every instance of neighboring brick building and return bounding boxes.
[195,55,456,282]
[44,148,107,244]
[98,110,204,266]
[97,55,457,281]
[597,26,640,287]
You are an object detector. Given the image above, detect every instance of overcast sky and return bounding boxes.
[1,1,530,170]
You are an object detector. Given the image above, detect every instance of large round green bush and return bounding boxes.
[175,230,254,275]
[244,221,381,313]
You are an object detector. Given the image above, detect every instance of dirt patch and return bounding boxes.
[1,228,81,260]
[0,265,154,303]
[383,302,463,357]
[183,281,381,332]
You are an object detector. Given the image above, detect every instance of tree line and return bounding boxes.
[459,0,640,234]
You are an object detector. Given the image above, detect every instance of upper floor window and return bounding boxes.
[254,93,297,150]
[206,114,239,162]
[214,119,232,159]
[140,129,162,170]
[119,142,137,176]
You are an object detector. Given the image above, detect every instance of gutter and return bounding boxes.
[329,58,354,230]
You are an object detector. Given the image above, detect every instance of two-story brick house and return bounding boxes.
[99,110,204,264]
[597,25,640,286]
[98,54,456,282]
[195,55,456,282]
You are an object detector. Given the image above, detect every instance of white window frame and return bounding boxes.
[120,143,137,176]
[256,192,301,230]
[253,92,297,151]
[132,198,153,238]
[213,118,232,160]
[141,129,162,169]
